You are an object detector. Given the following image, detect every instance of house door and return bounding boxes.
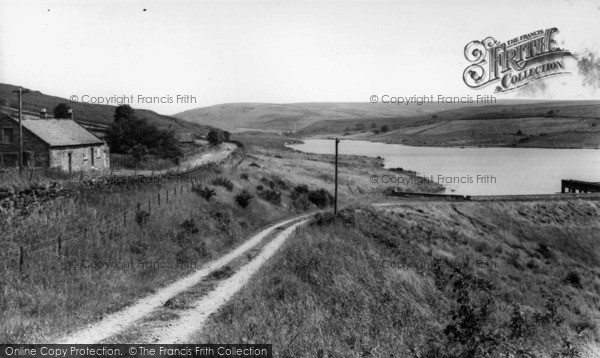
[68,153,72,173]
[23,151,33,167]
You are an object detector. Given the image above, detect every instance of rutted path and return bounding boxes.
[139,219,309,344]
[58,213,310,344]
[110,143,236,177]
[58,202,411,344]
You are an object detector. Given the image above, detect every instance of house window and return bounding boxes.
[2,128,14,143]
[1,153,18,167]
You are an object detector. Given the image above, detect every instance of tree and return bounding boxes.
[114,104,135,123]
[105,116,182,161]
[53,103,71,118]
[207,128,231,145]
[130,143,148,163]
[381,125,390,133]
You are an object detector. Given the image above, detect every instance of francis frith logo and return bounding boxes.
[463,28,572,93]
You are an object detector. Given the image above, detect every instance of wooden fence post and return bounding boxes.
[123,211,127,226]
[148,198,151,213]
[158,193,161,205]
[57,236,62,257]
[19,246,24,273]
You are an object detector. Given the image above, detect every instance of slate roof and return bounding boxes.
[6,114,104,147]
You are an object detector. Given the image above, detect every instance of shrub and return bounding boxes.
[258,189,282,205]
[256,184,264,191]
[235,190,254,208]
[293,184,310,196]
[212,176,234,191]
[565,271,582,288]
[181,219,199,234]
[207,128,231,145]
[536,243,556,261]
[308,188,334,208]
[135,210,150,226]
[240,173,249,180]
[380,125,389,133]
[192,186,216,201]
[292,193,311,211]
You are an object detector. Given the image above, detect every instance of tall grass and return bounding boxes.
[0,158,308,342]
[194,202,600,357]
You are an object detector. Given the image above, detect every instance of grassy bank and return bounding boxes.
[194,201,600,357]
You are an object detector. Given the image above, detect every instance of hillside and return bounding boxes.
[0,83,212,136]
[196,202,600,357]
[174,101,535,133]
[299,100,600,149]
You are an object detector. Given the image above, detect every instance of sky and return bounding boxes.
[1,0,600,115]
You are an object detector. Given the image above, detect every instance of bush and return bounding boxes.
[235,190,254,208]
[135,210,150,226]
[292,193,311,211]
[258,189,282,205]
[207,128,231,145]
[240,173,249,180]
[192,186,216,201]
[565,271,582,288]
[308,188,334,208]
[291,184,312,211]
[293,184,310,196]
[212,176,234,191]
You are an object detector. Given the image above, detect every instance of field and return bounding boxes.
[299,101,600,149]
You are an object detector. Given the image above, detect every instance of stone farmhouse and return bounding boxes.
[0,109,110,172]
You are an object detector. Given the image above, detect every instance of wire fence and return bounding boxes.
[0,152,238,273]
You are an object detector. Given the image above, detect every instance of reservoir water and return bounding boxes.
[288,139,600,195]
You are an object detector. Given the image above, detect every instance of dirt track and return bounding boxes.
[58,214,308,344]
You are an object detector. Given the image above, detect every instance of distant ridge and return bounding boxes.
[173,99,562,132]
[0,83,212,136]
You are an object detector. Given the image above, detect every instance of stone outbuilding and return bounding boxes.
[0,110,110,172]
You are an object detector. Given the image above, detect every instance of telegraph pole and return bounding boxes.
[334,138,340,215]
[12,88,29,173]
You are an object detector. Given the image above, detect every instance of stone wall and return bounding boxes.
[49,143,110,172]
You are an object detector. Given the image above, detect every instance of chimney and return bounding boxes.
[67,109,73,120]
[40,108,47,119]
